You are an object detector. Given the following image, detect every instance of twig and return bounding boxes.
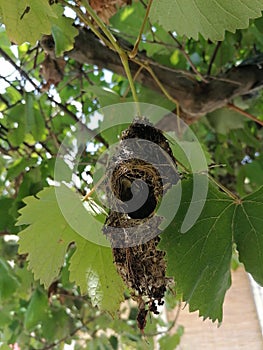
[208,173,241,202]
[37,100,61,151]
[85,1,140,105]
[63,0,140,111]
[227,103,263,127]
[82,174,106,202]
[207,41,222,75]
[0,47,108,146]
[133,59,179,106]
[122,66,144,99]
[173,155,240,202]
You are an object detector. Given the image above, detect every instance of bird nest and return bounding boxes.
[103,117,179,330]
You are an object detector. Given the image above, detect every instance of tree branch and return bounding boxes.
[207,41,222,75]
[227,103,263,127]
[66,28,263,121]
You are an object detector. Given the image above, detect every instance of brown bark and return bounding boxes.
[60,28,263,120]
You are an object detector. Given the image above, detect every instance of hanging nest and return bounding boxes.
[102,117,179,330]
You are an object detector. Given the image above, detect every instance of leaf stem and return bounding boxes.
[80,0,140,111]
[207,174,241,202]
[207,41,222,75]
[122,66,144,99]
[169,149,240,202]
[129,0,153,59]
[133,59,179,106]
[82,174,106,202]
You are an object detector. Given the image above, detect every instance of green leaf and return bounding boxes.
[17,186,125,313]
[0,0,57,44]
[0,198,15,231]
[17,187,77,287]
[6,157,37,181]
[53,158,72,182]
[88,85,121,107]
[0,27,11,48]
[14,263,34,299]
[42,308,73,340]
[150,0,263,41]
[237,159,263,195]
[70,237,125,315]
[159,325,184,350]
[51,6,78,57]
[7,104,26,147]
[24,287,48,331]
[136,85,175,110]
[159,176,234,322]
[207,108,246,134]
[233,186,263,285]
[110,2,146,40]
[169,139,210,172]
[24,94,46,141]
[6,95,46,145]
[0,258,20,301]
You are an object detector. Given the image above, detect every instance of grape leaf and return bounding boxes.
[17,187,77,287]
[24,287,48,331]
[150,0,263,41]
[159,176,234,322]
[0,198,16,231]
[17,186,125,313]
[88,86,121,107]
[51,6,78,57]
[233,186,263,285]
[0,258,20,301]
[0,0,57,44]
[70,237,125,315]
[24,94,46,141]
[159,325,184,350]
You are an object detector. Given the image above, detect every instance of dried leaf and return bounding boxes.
[39,54,66,91]
[90,0,132,23]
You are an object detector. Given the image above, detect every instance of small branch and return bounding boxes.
[82,174,105,202]
[129,0,153,59]
[227,103,263,127]
[208,174,241,202]
[207,41,222,75]
[77,0,140,109]
[0,75,23,96]
[119,52,140,107]
[61,0,140,108]
[0,47,108,146]
[171,154,240,202]
[122,66,144,99]
[133,59,178,106]
[38,100,61,151]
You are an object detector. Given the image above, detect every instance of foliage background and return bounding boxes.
[0,0,263,349]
